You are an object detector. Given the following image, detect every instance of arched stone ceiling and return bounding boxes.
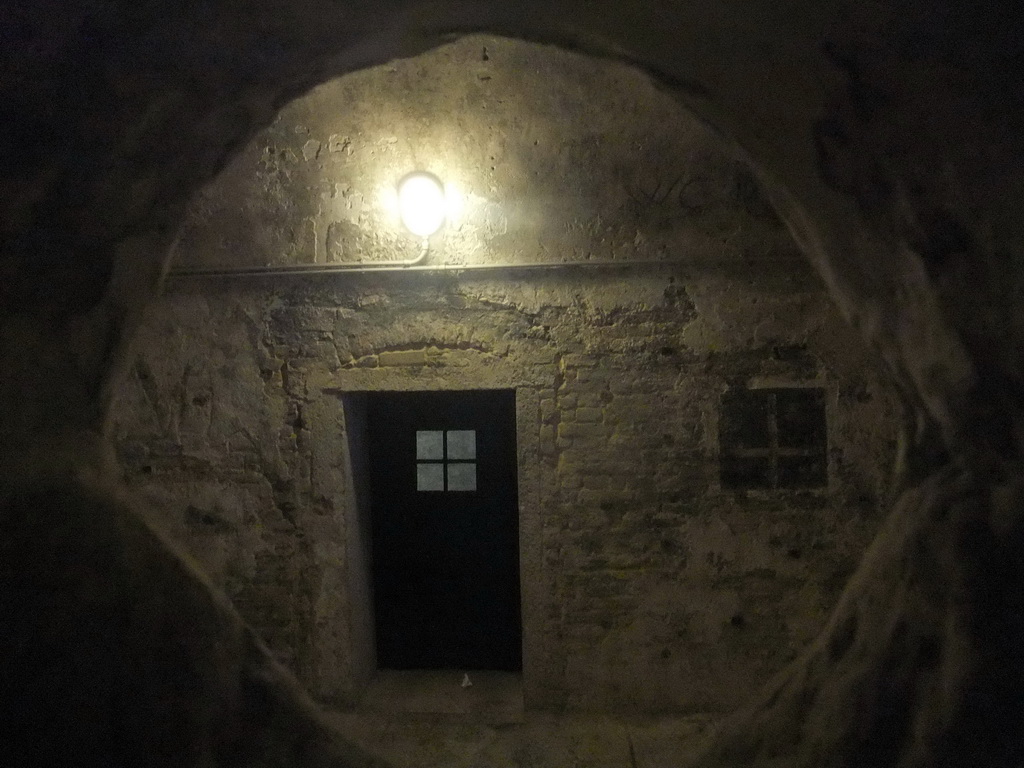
[1,2,1022,766]
[168,34,790,274]
[4,1,1019,463]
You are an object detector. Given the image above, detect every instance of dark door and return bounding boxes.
[367,389,521,670]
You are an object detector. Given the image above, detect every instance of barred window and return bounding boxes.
[719,388,826,490]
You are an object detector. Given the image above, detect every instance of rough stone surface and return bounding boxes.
[691,463,1024,768]
[326,709,715,768]
[111,39,900,714]
[0,1,1022,766]
[113,266,898,712]
[0,469,390,768]
[169,36,787,273]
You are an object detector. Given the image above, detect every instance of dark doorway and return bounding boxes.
[366,390,521,671]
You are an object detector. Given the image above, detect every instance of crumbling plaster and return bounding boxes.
[115,270,899,712]
[2,1,1022,766]
[169,36,784,272]
[111,37,900,714]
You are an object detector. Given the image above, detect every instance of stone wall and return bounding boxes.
[111,261,898,712]
[4,2,1022,764]
[108,36,900,713]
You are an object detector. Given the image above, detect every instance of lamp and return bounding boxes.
[397,171,447,240]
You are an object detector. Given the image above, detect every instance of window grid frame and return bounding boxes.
[416,429,477,492]
[720,387,827,491]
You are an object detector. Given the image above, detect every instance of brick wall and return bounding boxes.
[111,263,899,712]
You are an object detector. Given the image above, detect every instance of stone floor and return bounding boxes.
[326,671,717,768]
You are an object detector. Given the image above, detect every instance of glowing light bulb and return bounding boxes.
[397,171,446,238]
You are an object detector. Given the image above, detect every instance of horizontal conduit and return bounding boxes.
[166,256,805,279]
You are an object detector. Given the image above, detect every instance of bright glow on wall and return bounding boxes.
[397,172,447,238]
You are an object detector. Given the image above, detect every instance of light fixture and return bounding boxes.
[397,171,447,240]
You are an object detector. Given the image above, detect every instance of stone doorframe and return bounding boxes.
[310,360,551,707]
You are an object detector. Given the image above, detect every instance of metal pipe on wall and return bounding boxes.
[166,256,804,280]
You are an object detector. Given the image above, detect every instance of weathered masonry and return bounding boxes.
[110,37,899,713]
[6,2,1022,765]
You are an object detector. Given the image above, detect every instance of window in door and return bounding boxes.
[416,429,477,491]
[366,389,521,671]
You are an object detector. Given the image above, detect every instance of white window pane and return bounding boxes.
[447,462,477,491]
[446,430,476,460]
[417,463,444,491]
[416,430,444,460]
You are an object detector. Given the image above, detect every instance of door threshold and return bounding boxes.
[357,669,524,723]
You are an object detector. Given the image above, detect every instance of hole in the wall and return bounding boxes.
[105,31,903,726]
